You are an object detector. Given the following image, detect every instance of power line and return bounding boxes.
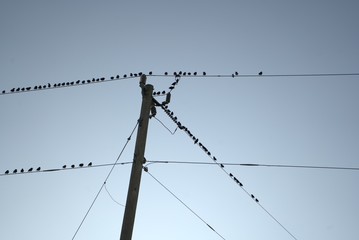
[104,183,125,207]
[144,168,226,240]
[71,120,138,240]
[2,71,358,96]
[159,104,298,240]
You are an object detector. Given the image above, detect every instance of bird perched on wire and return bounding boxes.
[79,163,84,167]
[71,165,75,168]
[258,71,263,75]
[5,170,9,174]
[62,165,66,169]
[88,162,93,167]
[20,168,24,173]
[36,167,41,171]
[28,168,33,172]
[13,169,17,173]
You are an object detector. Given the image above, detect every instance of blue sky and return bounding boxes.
[1,1,359,239]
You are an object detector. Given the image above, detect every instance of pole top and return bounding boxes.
[139,74,147,88]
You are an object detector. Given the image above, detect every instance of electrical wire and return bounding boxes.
[71,120,138,240]
[152,116,178,135]
[159,105,299,240]
[144,168,226,240]
[4,161,357,178]
[104,183,125,207]
[2,71,358,96]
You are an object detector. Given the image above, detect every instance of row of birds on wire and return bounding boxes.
[2,162,93,176]
[159,104,260,203]
[0,70,263,95]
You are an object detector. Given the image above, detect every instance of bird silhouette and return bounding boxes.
[130,73,133,77]
[179,71,182,75]
[235,71,238,75]
[255,198,259,202]
[203,72,206,76]
[123,74,127,78]
[36,167,41,171]
[26,87,31,90]
[88,162,92,167]
[62,165,66,169]
[48,83,51,88]
[11,88,15,92]
[149,71,152,75]
[21,88,25,91]
[164,72,168,75]
[28,168,33,172]
[173,72,177,76]
[71,165,75,168]
[16,88,20,91]
[162,91,166,94]
[100,77,105,81]
[2,90,5,94]
[5,170,9,174]
[79,163,84,167]
[110,76,114,80]
[220,164,224,168]
[116,75,120,79]
[194,72,197,76]
[87,80,91,83]
[251,194,255,199]
[13,169,17,173]
[232,74,234,78]
[213,156,217,161]
[76,80,80,84]
[194,138,199,144]
[82,80,86,84]
[229,173,233,177]
[20,168,24,173]
[258,71,263,75]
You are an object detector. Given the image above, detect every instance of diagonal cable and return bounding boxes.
[71,120,138,240]
[144,168,226,240]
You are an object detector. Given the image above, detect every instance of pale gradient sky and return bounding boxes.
[1,1,359,240]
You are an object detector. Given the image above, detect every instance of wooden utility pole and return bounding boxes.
[120,75,153,240]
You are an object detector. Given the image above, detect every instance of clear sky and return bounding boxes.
[1,1,359,240]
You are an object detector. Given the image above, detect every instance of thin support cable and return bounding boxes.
[152,116,178,135]
[104,183,125,207]
[71,121,138,240]
[145,169,226,240]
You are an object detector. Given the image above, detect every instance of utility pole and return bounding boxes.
[120,75,154,240]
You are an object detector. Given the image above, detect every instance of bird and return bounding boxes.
[149,71,152,75]
[71,165,75,168]
[26,87,31,90]
[255,198,259,203]
[11,88,15,92]
[213,156,217,161]
[16,88,20,91]
[28,168,33,172]
[76,80,80,84]
[48,83,51,88]
[173,72,177,76]
[251,194,255,199]
[164,72,168,75]
[162,91,166,95]
[2,90,5,94]
[194,72,197,76]
[88,162,92,167]
[220,164,224,168]
[188,72,191,75]
[232,74,234,78]
[110,76,114,80]
[87,80,91,83]
[5,170,9,174]
[130,73,133,77]
[79,163,84,167]
[229,173,233,177]
[116,75,120,79]
[178,71,182,75]
[82,80,86,84]
[194,138,199,144]
[123,74,127,78]
[235,71,238,76]
[258,71,263,75]
[13,169,17,173]
[20,168,24,173]
[36,167,41,171]
[21,88,25,91]
[62,165,66,169]
[100,77,105,81]
[203,72,206,76]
